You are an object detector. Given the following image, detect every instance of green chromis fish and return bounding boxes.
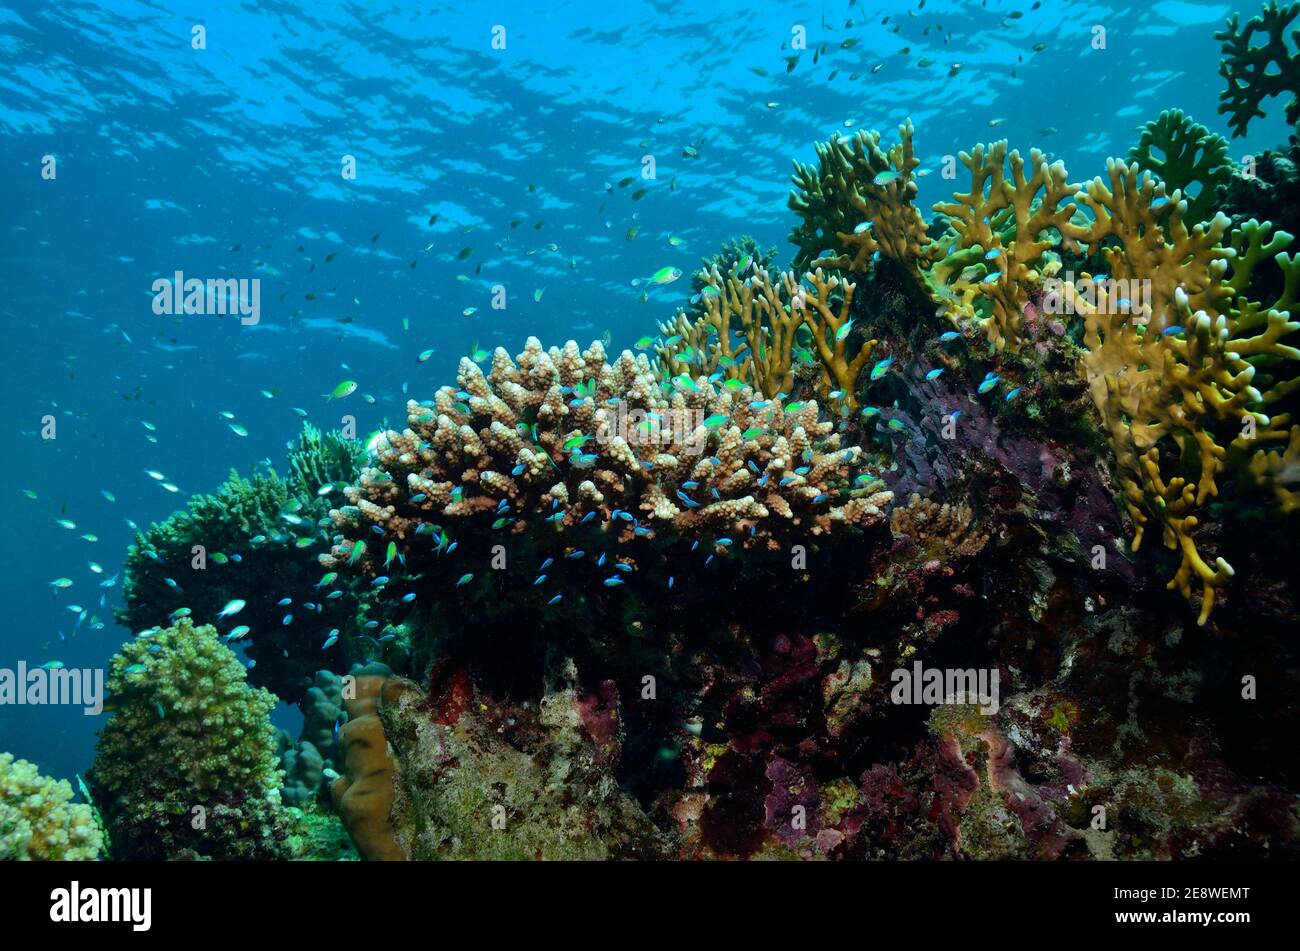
[646,266,682,286]
[870,356,894,381]
[325,380,358,400]
[347,540,365,564]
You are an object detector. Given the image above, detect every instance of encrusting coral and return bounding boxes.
[329,672,404,860]
[1217,0,1300,137]
[88,619,297,860]
[0,752,102,860]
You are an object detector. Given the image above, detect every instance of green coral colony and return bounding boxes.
[12,3,1300,861]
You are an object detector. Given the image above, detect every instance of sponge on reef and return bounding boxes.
[330,673,405,860]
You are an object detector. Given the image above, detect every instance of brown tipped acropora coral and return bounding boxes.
[321,337,891,575]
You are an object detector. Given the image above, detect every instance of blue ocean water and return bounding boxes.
[0,0,1286,785]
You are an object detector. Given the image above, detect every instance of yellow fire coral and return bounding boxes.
[1128,109,1232,224]
[932,141,1086,350]
[1065,186,1300,622]
[788,120,934,278]
[1216,0,1300,137]
[797,268,877,411]
[0,752,102,860]
[657,264,803,397]
[657,264,877,410]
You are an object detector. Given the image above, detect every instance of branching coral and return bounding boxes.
[788,120,934,277]
[797,268,877,410]
[116,426,366,699]
[1129,110,1233,225]
[1217,0,1300,137]
[88,619,297,859]
[322,337,891,578]
[1070,200,1300,622]
[657,265,877,411]
[0,753,102,860]
[657,264,804,397]
[932,141,1087,350]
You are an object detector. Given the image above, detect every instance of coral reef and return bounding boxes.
[88,619,298,860]
[116,425,366,700]
[322,335,891,591]
[1129,109,1233,224]
[98,19,1300,861]
[0,753,102,860]
[1217,0,1300,137]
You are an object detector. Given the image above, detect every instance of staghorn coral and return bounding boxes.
[1129,110,1233,225]
[88,619,297,860]
[0,753,102,860]
[1217,1,1300,137]
[932,140,1086,351]
[788,120,934,278]
[322,335,890,577]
